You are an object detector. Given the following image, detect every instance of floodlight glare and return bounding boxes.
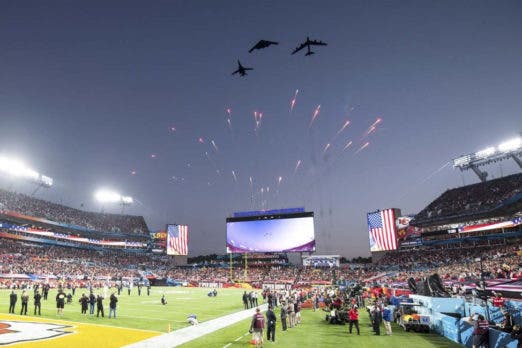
[0,155,52,187]
[453,155,471,167]
[95,190,134,206]
[475,147,496,159]
[121,196,133,204]
[498,137,522,153]
[95,190,122,203]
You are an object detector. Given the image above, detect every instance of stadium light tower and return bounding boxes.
[452,135,522,182]
[0,155,53,195]
[94,189,133,214]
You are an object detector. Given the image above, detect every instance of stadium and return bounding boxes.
[2,2,522,348]
[1,134,521,347]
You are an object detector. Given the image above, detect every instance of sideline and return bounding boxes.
[124,304,267,348]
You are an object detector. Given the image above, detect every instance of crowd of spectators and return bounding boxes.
[0,188,149,235]
[2,237,521,297]
[413,173,522,225]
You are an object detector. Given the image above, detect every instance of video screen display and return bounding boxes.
[226,212,315,253]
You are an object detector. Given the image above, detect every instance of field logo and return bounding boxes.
[0,321,72,345]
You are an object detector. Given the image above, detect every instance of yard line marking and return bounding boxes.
[223,344,231,348]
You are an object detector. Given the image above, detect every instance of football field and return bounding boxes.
[0,287,461,347]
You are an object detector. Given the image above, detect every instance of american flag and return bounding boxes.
[367,209,398,251]
[167,224,188,255]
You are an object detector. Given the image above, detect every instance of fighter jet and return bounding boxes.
[248,40,279,53]
[231,60,253,77]
[291,37,327,56]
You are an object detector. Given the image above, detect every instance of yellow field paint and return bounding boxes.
[0,314,160,348]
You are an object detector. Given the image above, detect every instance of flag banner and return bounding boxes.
[368,209,398,252]
[167,224,188,255]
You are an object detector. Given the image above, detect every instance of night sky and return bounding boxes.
[1,1,521,257]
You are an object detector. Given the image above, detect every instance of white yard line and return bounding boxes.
[124,304,267,348]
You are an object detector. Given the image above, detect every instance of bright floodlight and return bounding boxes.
[475,147,496,159]
[498,137,522,153]
[0,155,53,187]
[95,190,133,205]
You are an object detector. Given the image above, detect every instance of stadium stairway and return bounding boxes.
[123,303,269,348]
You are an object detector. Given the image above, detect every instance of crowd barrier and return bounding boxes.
[408,295,520,347]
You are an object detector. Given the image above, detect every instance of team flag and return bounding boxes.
[368,209,398,252]
[167,224,188,255]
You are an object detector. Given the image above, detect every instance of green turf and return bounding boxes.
[1,288,462,347]
[178,305,463,348]
[0,287,247,332]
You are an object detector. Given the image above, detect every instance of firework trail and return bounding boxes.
[294,159,302,174]
[150,154,157,158]
[231,170,237,182]
[323,143,331,154]
[308,105,321,128]
[354,141,370,154]
[343,140,353,151]
[290,89,299,113]
[336,120,351,136]
[130,170,136,175]
[363,117,382,137]
[169,126,176,132]
[211,140,219,152]
[249,176,253,186]
[277,176,283,185]
[226,108,232,131]
[198,137,205,144]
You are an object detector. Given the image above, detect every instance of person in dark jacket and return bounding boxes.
[20,291,29,315]
[266,305,277,342]
[9,290,17,314]
[370,305,382,335]
[109,293,118,318]
[280,301,288,331]
[96,294,104,317]
[79,294,89,315]
[34,290,42,315]
[89,291,96,316]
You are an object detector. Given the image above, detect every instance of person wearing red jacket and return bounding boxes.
[348,305,360,335]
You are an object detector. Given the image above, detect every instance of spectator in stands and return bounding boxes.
[469,314,489,348]
[511,325,522,348]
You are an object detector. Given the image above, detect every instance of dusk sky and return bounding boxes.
[1,1,521,257]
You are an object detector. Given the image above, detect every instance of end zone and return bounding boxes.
[0,314,160,347]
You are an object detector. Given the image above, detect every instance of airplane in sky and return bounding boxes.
[291,37,327,56]
[248,40,279,53]
[231,60,253,77]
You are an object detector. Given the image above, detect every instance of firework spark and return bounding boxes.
[343,140,353,151]
[336,120,351,136]
[290,89,299,112]
[211,140,219,152]
[355,141,370,154]
[277,176,283,185]
[308,105,321,128]
[323,143,331,153]
[198,137,205,144]
[294,159,302,174]
[231,170,237,182]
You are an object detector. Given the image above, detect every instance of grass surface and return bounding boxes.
[179,306,462,348]
[0,287,462,347]
[0,287,246,333]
